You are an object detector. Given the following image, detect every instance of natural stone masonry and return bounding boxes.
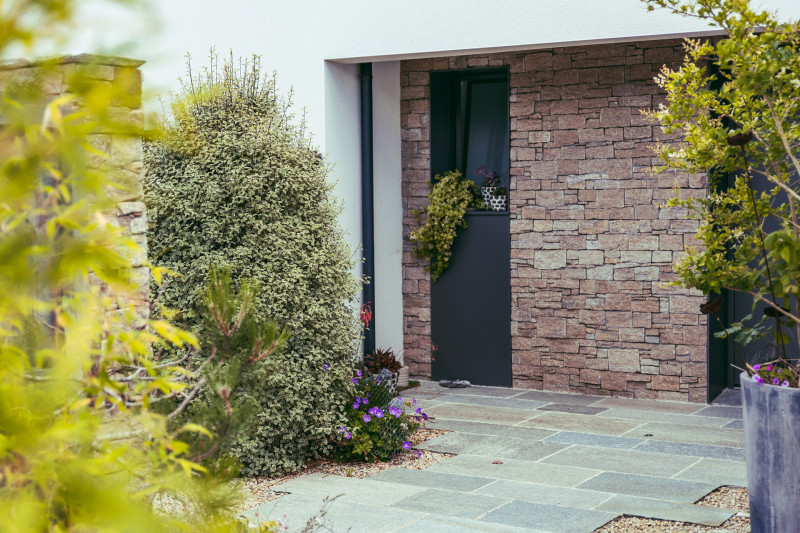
[0,55,148,325]
[401,40,708,401]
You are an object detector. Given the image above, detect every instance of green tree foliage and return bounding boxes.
[409,170,481,282]
[170,266,291,463]
[0,3,277,531]
[646,0,800,381]
[144,54,361,475]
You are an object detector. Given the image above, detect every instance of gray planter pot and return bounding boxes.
[741,371,800,533]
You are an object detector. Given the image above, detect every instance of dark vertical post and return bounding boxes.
[360,62,375,357]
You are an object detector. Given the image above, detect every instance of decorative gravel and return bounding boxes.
[237,427,452,512]
[594,486,750,533]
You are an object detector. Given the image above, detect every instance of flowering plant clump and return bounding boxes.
[748,361,793,388]
[334,374,427,462]
[474,165,501,188]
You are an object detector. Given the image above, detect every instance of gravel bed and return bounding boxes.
[594,486,750,533]
[237,427,452,511]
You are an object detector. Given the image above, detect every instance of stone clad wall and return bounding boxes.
[401,40,709,402]
[0,55,149,326]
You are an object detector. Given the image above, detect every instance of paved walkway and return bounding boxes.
[243,382,745,533]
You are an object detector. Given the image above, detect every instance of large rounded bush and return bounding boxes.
[143,57,361,475]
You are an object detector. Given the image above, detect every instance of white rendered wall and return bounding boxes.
[371,61,403,356]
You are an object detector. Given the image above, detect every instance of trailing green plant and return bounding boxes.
[144,53,361,475]
[333,373,427,462]
[645,0,800,386]
[409,170,482,282]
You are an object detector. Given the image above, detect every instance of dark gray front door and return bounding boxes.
[429,68,511,387]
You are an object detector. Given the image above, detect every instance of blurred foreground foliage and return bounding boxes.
[0,1,280,531]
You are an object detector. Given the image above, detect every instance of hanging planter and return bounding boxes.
[409,170,481,282]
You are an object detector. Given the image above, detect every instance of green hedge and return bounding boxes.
[143,56,361,475]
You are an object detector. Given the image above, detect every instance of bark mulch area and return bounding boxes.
[594,486,750,533]
[237,427,452,512]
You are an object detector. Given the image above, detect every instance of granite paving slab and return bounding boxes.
[596,494,736,526]
[593,397,704,414]
[711,388,741,406]
[577,472,716,503]
[417,431,493,454]
[673,458,749,487]
[244,494,426,532]
[621,421,745,448]
[723,419,744,430]
[427,403,537,424]
[536,403,608,415]
[428,383,524,398]
[514,390,606,406]
[520,411,644,436]
[542,445,698,477]
[369,467,495,492]
[392,516,546,533]
[694,405,743,419]
[480,500,617,533]
[634,440,746,461]
[429,419,556,440]
[435,393,549,410]
[459,437,568,462]
[269,473,427,505]
[475,479,614,509]
[597,407,733,427]
[428,454,600,487]
[392,489,510,520]
[544,431,643,449]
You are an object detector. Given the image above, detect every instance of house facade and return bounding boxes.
[64,0,800,402]
[400,41,709,402]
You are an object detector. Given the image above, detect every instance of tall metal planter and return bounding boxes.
[741,372,800,533]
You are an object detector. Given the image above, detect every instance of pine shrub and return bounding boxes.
[144,55,361,475]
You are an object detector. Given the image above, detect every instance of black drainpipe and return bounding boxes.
[360,62,375,357]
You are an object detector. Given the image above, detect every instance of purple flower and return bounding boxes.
[768,364,774,371]
[753,375,764,385]
[782,380,790,387]
[352,402,359,409]
[389,406,402,418]
[352,377,359,385]
[374,409,384,418]
[412,398,417,406]
[362,398,369,405]
[402,441,411,450]
[363,414,371,422]
[753,364,761,371]
[337,426,346,433]
[323,363,331,371]
[416,450,422,458]
[356,370,362,377]
[345,431,352,439]
[773,377,780,385]
[376,377,381,384]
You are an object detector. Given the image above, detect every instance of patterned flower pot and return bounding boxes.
[488,195,507,211]
[480,186,498,208]
[741,371,800,532]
